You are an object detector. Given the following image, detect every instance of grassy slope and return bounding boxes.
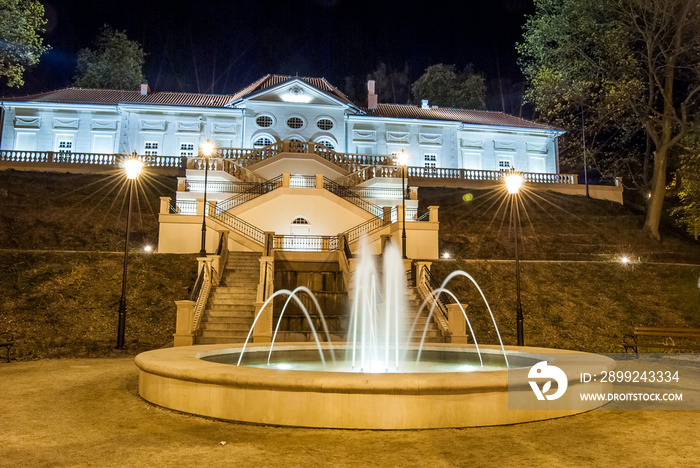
[0,169,175,251]
[419,186,700,262]
[0,170,193,359]
[0,251,197,359]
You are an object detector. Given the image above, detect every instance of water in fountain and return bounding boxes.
[348,241,407,372]
[232,239,510,372]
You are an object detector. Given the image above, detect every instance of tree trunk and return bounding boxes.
[642,149,667,241]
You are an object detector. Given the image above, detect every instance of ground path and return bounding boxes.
[1,358,698,467]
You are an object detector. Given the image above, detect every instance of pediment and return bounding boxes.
[233,79,348,108]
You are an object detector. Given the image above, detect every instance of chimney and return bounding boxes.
[140,83,151,96]
[421,99,429,109]
[367,80,378,109]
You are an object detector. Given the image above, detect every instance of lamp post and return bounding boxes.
[116,155,143,350]
[505,171,524,346]
[397,150,408,259]
[199,140,214,257]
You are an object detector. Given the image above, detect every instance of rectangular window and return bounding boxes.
[57,140,73,153]
[498,159,511,171]
[180,143,195,157]
[144,141,159,156]
[424,154,437,162]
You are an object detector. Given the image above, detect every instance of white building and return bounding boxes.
[0,75,562,173]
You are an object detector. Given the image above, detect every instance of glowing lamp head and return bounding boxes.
[442,252,451,259]
[144,245,153,253]
[124,158,143,180]
[201,140,214,157]
[505,173,523,194]
[396,150,408,167]
[621,256,629,264]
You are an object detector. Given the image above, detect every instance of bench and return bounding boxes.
[0,332,15,362]
[623,327,700,355]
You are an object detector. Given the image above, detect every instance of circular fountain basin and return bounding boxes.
[135,343,614,429]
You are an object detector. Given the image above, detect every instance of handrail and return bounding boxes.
[417,265,450,333]
[334,165,402,186]
[0,149,183,169]
[407,166,578,185]
[343,235,352,259]
[323,177,385,218]
[343,214,392,244]
[225,141,389,174]
[190,262,212,332]
[272,234,339,252]
[215,176,283,214]
[211,210,265,245]
[185,180,259,193]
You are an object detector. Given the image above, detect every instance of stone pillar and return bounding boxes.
[173,300,195,346]
[176,177,187,192]
[383,206,393,222]
[315,173,324,189]
[447,303,469,344]
[282,172,291,188]
[428,205,439,222]
[410,187,418,200]
[253,302,273,343]
[196,198,204,216]
[159,197,171,214]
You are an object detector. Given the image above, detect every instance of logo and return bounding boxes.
[528,361,568,401]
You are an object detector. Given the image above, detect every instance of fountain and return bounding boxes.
[136,243,614,429]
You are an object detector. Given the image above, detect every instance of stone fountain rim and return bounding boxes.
[135,343,614,394]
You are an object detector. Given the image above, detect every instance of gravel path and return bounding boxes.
[1,358,698,467]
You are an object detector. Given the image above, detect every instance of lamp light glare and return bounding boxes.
[621,256,629,264]
[144,245,153,253]
[505,173,523,194]
[201,140,214,157]
[396,150,408,167]
[124,158,143,180]
[442,252,450,259]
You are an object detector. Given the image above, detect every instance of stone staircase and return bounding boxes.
[196,252,261,344]
[403,285,446,343]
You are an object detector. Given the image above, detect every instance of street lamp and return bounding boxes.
[505,171,524,346]
[397,150,408,259]
[199,140,214,257]
[116,154,143,350]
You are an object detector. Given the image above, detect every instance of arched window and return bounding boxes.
[253,136,274,148]
[290,216,310,235]
[315,138,335,151]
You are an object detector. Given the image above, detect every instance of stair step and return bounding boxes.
[199,330,252,338]
[200,322,253,331]
[206,310,255,318]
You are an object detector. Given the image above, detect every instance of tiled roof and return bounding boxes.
[1,88,236,108]
[1,79,557,131]
[361,104,559,131]
[230,74,355,106]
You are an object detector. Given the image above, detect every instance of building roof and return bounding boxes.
[1,77,558,131]
[229,74,355,106]
[1,88,236,108]
[361,104,558,131]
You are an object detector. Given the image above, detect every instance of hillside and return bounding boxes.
[0,169,176,251]
[419,186,700,263]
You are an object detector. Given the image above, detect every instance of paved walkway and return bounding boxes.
[1,358,698,467]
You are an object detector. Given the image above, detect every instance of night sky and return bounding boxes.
[11,0,534,113]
